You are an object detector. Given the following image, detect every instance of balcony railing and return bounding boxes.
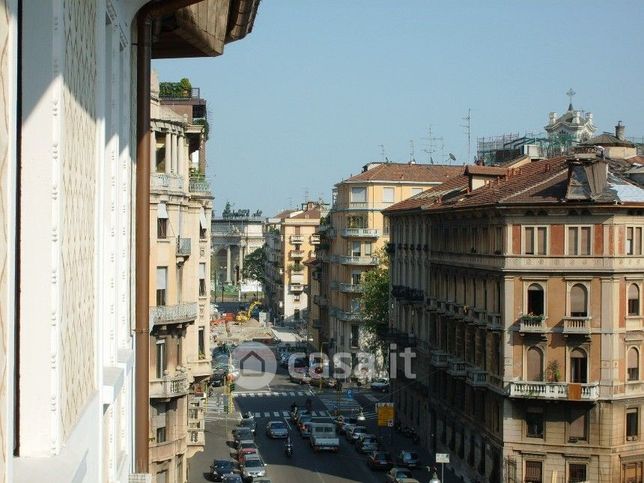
[562,316,592,335]
[151,173,184,192]
[150,371,189,398]
[289,284,304,293]
[466,368,487,387]
[290,235,304,244]
[335,255,379,266]
[430,350,450,367]
[519,315,546,333]
[508,381,599,401]
[333,308,363,322]
[339,283,363,293]
[426,297,438,311]
[341,228,380,238]
[176,237,191,256]
[150,303,198,329]
[487,313,502,330]
[447,359,468,377]
[391,285,424,302]
[189,178,211,194]
[290,250,305,259]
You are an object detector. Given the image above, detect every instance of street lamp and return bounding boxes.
[356,409,366,422]
[429,471,441,483]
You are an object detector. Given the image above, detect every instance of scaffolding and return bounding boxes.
[477,131,551,165]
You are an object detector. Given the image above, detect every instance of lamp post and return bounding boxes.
[429,470,441,483]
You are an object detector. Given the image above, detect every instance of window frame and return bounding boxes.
[628,283,641,317]
[350,186,367,203]
[567,282,590,318]
[628,346,640,382]
[525,408,544,439]
[568,463,587,483]
[566,225,593,256]
[524,281,547,318]
[626,407,639,441]
[156,338,166,379]
[522,225,548,256]
[524,460,543,483]
[626,225,644,256]
[382,186,395,204]
[569,346,589,384]
[525,345,544,382]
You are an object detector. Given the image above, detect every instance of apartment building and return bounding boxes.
[386,153,644,482]
[0,2,258,482]
[264,202,325,324]
[315,162,460,356]
[149,76,213,481]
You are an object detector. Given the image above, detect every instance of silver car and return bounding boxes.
[240,454,266,480]
[265,420,288,439]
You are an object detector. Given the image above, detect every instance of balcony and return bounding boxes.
[290,235,304,244]
[151,173,184,192]
[519,315,546,334]
[341,228,380,238]
[335,255,379,266]
[313,295,328,306]
[447,359,468,377]
[452,304,465,320]
[291,273,304,284]
[339,283,363,294]
[189,177,211,195]
[430,350,450,367]
[562,316,592,336]
[176,237,191,256]
[150,303,198,329]
[290,284,304,293]
[310,234,320,245]
[391,285,424,303]
[508,381,599,401]
[333,309,363,322]
[426,297,438,311]
[487,313,502,331]
[437,300,448,314]
[188,356,212,377]
[290,250,305,259]
[150,371,189,399]
[466,368,488,387]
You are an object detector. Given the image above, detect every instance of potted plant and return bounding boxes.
[545,360,560,383]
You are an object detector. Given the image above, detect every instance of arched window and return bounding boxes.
[570,348,588,383]
[570,284,588,317]
[527,346,544,381]
[527,284,544,316]
[628,284,640,317]
[628,347,640,381]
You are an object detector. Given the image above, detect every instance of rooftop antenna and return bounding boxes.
[304,187,310,202]
[422,125,443,165]
[566,87,576,110]
[448,153,456,165]
[461,108,471,163]
[409,139,415,163]
[378,144,386,162]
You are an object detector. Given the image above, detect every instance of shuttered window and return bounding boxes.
[628,348,640,381]
[570,348,588,383]
[527,347,543,381]
[629,284,640,316]
[570,284,588,317]
[525,227,535,254]
[525,461,542,482]
[569,408,587,441]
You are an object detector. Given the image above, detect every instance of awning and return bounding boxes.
[199,206,207,228]
[156,267,167,289]
[157,202,168,219]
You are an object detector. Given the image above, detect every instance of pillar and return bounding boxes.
[238,245,244,280]
[164,131,171,174]
[172,133,178,174]
[226,246,232,284]
[151,131,157,173]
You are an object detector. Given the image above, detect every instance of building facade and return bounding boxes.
[386,153,644,482]
[0,1,259,482]
[264,202,324,324]
[148,75,213,482]
[212,208,265,286]
[315,162,460,356]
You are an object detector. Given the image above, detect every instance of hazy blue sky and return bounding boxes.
[154,1,644,217]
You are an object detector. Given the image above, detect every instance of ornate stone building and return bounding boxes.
[386,153,644,482]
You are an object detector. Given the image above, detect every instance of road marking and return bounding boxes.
[284,417,292,431]
[282,411,289,417]
[273,411,280,417]
[254,412,261,418]
[264,412,271,417]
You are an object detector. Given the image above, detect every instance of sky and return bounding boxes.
[153,1,644,217]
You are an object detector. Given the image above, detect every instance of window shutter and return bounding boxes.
[580,227,591,255]
[199,263,206,279]
[568,227,578,255]
[569,409,586,438]
[156,267,167,289]
[570,284,587,316]
[525,461,542,480]
[525,227,534,254]
[199,207,207,229]
[628,348,639,371]
[527,347,543,381]
[537,227,547,254]
[157,202,168,219]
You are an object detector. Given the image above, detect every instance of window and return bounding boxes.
[155,134,166,172]
[627,408,639,440]
[364,242,372,256]
[347,215,366,228]
[526,347,544,381]
[624,462,643,483]
[627,227,643,255]
[524,226,547,255]
[156,470,167,483]
[294,309,300,320]
[350,186,366,203]
[568,226,591,255]
[199,207,207,240]
[383,187,395,203]
[157,203,168,239]
[351,325,359,348]
[629,284,641,316]
[199,263,206,297]
[525,460,542,483]
[156,339,166,379]
[569,408,587,441]
[526,410,543,438]
[527,283,544,316]
[156,267,167,306]
[569,464,587,483]
[156,426,166,444]
[351,241,361,257]
[629,348,640,381]
[570,284,588,317]
[411,187,423,196]
[570,348,588,383]
[351,271,361,285]
[198,327,205,357]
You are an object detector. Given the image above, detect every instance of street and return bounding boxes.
[188,362,456,483]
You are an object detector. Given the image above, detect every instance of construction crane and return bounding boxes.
[235,300,262,322]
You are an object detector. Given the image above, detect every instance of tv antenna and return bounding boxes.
[422,125,443,164]
[409,140,415,163]
[378,144,386,162]
[461,108,472,163]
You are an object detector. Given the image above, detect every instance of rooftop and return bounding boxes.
[340,162,462,184]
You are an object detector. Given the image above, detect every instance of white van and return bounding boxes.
[309,422,339,452]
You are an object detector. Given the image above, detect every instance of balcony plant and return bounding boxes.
[521,312,544,323]
[545,360,561,383]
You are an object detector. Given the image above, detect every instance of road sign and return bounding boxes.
[436,453,450,464]
[376,402,394,427]
[346,389,353,399]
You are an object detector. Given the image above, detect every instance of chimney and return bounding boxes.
[549,112,557,125]
[616,121,625,141]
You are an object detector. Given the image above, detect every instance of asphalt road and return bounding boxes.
[187,364,457,483]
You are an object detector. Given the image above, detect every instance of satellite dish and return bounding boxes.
[448,153,456,161]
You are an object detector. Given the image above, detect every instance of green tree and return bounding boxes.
[360,247,390,357]
[243,247,267,284]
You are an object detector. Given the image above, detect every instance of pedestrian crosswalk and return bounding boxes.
[317,392,376,420]
[204,394,237,422]
[232,390,313,398]
[247,409,332,419]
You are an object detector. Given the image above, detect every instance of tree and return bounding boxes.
[360,247,390,358]
[243,247,267,284]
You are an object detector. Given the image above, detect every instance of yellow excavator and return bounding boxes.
[235,300,261,322]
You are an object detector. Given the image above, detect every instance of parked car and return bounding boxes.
[370,377,390,392]
[356,434,379,454]
[367,451,393,470]
[265,420,289,439]
[232,427,253,444]
[347,425,368,444]
[240,454,267,481]
[209,459,237,482]
[385,467,414,483]
[238,414,256,434]
[300,421,313,438]
[335,416,357,434]
[236,440,258,459]
[221,475,243,483]
[396,450,420,468]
